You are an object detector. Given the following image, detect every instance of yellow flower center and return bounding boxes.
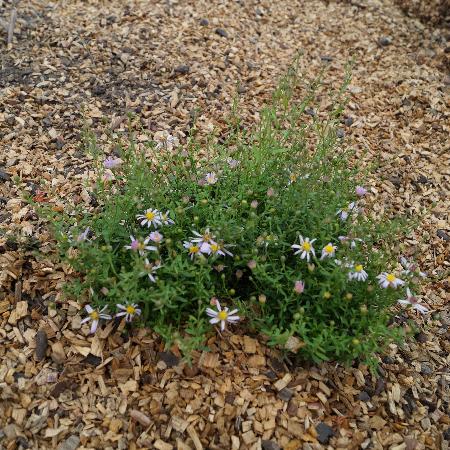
[189,245,199,254]
[290,174,297,182]
[210,243,220,253]
[386,273,396,282]
[203,233,212,242]
[126,305,136,314]
[355,264,363,272]
[145,211,155,220]
[302,242,311,251]
[218,311,228,321]
[90,311,99,320]
[137,242,145,250]
[325,244,334,253]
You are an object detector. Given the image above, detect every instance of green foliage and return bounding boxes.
[42,64,417,366]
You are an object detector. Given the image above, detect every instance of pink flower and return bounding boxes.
[247,260,257,270]
[250,200,258,209]
[103,156,122,169]
[294,281,305,294]
[267,187,275,197]
[356,186,367,197]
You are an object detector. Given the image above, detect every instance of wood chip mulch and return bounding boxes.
[0,0,449,449]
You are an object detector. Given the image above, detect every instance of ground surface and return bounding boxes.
[0,0,449,449]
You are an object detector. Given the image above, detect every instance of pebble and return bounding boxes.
[215,28,228,38]
[443,427,450,441]
[262,441,281,450]
[174,65,190,74]
[437,229,450,241]
[420,363,433,375]
[0,169,11,182]
[379,36,392,46]
[57,435,80,450]
[35,329,48,361]
[316,422,335,444]
[415,332,428,343]
[344,116,354,126]
[358,391,371,402]
[336,128,345,138]
[199,18,209,26]
[158,351,179,367]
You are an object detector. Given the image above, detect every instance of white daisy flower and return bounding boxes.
[321,243,337,260]
[348,264,368,282]
[334,258,353,268]
[76,227,91,243]
[204,241,234,257]
[81,305,111,334]
[116,303,142,322]
[159,210,174,226]
[136,208,162,228]
[183,241,201,259]
[206,300,240,331]
[377,272,405,289]
[292,235,316,262]
[141,258,161,282]
[398,288,429,314]
[149,231,164,244]
[125,235,157,256]
[400,257,427,278]
[191,229,216,248]
[336,202,357,221]
[287,172,310,185]
[204,172,218,185]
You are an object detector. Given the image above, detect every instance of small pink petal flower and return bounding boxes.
[247,260,257,270]
[356,186,367,197]
[294,280,305,294]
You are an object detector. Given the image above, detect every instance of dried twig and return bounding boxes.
[7,1,19,46]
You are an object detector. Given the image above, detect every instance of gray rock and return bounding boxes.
[57,435,80,450]
[437,229,450,241]
[421,364,433,375]
[262,441,281,450]
[215,28,228,38]
[0,169,11,182]
[379,36,392,46]
[316,422,335,444]
[199,18,209,26]
[174,65,190,74]
[358,391,371,402]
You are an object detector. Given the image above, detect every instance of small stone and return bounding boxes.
[379,36,392,46]
[415,332,428,343]
[437,229,450,241]
[278,387,294,402]
[215,28,228,38]
[0,169,11,182]
[57,435,80,450]
[199,18,209,26]
[35,329,48,361]
[358,391,371,402]
[92,85,106,96]
[443,427,450,441]
[262,441,281,450]
[388,175,402,188]
[320,55,333,62]
[420,364,433,375]
[382,355,395,364]
[305,107,316,117]
[158,351,179,367]
[344,116,354,126]
[174,65,190,74]
[374,378,386,395]
[316,422,335,444]
[336,128,345,138]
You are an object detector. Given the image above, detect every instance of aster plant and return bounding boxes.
[46,64,427,368]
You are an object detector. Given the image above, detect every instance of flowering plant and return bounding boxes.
[45,66,426,367]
